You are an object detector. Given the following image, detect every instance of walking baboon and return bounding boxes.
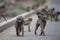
[15,16,24,36]
[48,8,59,21]
[41,7,59,21]
[35,12,47,36]
[35,16,47,36]
[24,18,32,32]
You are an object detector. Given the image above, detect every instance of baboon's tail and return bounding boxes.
[1,15,7,21]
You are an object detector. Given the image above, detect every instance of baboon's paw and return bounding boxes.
[16,35,20,37]
[40,34,46,36]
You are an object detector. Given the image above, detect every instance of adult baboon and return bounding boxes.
[24,18,32,32]
[35,12,47,36]
[15,16,24,36]
[48,8,58,21]
[35,16,47,36]
[41,7,59,21]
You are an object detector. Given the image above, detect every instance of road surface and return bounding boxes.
[0,0,60,40]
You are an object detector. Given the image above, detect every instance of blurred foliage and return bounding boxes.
[15,0,46,11]
[15,5,27,11]
[35,0,46,4]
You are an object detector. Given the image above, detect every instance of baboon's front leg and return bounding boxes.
[34,23,40,35]
[43,31,45,36]
[16,28,20,36]
[55,15,58,21]
[40,30,43,35]
[28,23,31,32]
[51,16,53,22]
[21,26,24,37]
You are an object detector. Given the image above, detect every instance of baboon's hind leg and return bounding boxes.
[40,30,45,36]
[28,23,31,32]
[34,24,40,35]
[40,21,46,36]
[55,15,58,21]
[21,27,24,37]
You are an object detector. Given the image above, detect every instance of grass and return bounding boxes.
[15,5,27,11]
[15,0,46,11]
[35,0,46,4]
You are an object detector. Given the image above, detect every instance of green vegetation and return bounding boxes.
[16,5,27,11]
[35,0,46,4]
[15,0,46,11]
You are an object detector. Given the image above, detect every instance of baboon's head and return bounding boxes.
[38,15,43,19]
[28,18,32,21]
[17,16,24,23]
[51,8,55,12]
[36,11,43,19]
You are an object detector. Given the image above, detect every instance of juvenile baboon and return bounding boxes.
[15,16,24,36]
[24,18,32,32]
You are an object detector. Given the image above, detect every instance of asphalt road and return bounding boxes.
[0,0,60,40]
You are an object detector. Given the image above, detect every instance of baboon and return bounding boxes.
[0,0,7,21]
[41,7,59,22]
[15,16,24,36]
[24,18,32,32]
[31,3,40,10]
[35,11,47,36]
[35,16,47,36]
[26,6,30,12]
[48,8,59,21]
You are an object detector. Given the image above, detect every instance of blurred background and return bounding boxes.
[0,0,45,22]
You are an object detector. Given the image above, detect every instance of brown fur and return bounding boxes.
[24,18,32,32]
[35,13,47,36]
[15,16,24,36]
